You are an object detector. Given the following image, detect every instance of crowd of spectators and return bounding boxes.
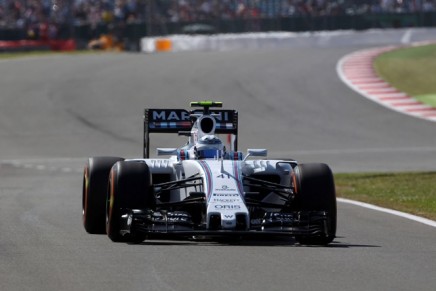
[159,0,436,22]
[1,0,435,38]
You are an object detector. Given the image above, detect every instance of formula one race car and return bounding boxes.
[82,101,337,245]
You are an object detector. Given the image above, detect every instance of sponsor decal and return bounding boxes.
[211,199,239,203]
[200,111,230,122]
[214,185,237,192]
[151,110,232,122]
[214,205,241,210]
[152,110,190,121]
[213,193,239,197]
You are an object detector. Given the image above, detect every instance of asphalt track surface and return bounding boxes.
[1,31,436,291]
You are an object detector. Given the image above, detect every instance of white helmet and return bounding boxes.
[195,135,224,159]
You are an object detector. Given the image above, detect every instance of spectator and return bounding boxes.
[1,0,436,40]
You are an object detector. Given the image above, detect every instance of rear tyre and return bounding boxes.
[82,156,124,234]
[293,163,337,245]
[106,161,153,242]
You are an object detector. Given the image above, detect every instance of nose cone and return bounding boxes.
[221,213,236,229]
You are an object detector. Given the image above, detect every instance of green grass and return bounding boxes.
[335,172,436,220]
[350,45,436,220]
[374,44,436,107]
[0,51,56,59]
[414,94,436,107]
[0,50,103,59]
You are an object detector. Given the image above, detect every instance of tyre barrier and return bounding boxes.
[141,32,310,53]
[140,29,436,53]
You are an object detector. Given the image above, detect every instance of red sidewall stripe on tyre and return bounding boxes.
[336,43,436,123]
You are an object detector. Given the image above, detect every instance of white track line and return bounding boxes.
[401,29,413,44]
[338,198,436,228]
[0,158,84,173]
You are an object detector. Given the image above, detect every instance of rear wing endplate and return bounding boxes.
[143,108,238,158]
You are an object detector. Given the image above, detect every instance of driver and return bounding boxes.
[194,135,224,159]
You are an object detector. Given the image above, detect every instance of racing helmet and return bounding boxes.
[195,135,224,159]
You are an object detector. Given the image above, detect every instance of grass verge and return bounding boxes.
[369,45,436,220]
[374,43,436,107]
[335,172,436,221]
[0,50,102,59]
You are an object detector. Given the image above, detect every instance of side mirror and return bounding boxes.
[244,149,267,161]
[156,148,178,156]
[247,149,268,156]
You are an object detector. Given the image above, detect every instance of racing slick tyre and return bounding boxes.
[106,161,153,243]
[293,163,337,246]
[82,156,124,234]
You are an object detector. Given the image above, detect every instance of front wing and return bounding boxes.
[119,209,332,239]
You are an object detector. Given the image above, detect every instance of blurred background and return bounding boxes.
[1,0,436,51]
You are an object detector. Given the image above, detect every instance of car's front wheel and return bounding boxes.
[106,161,153,243]
[82,156,124,234]
[293,163,337,245]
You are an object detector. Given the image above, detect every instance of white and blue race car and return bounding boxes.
[82,101,337,245]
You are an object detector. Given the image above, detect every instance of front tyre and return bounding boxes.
[82,156,124,234]
[293,163,337,245]
[106,161,153,242]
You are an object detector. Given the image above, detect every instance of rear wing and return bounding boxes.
[143,108,238,158]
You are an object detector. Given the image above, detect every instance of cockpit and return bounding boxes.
[194,135,224,159]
